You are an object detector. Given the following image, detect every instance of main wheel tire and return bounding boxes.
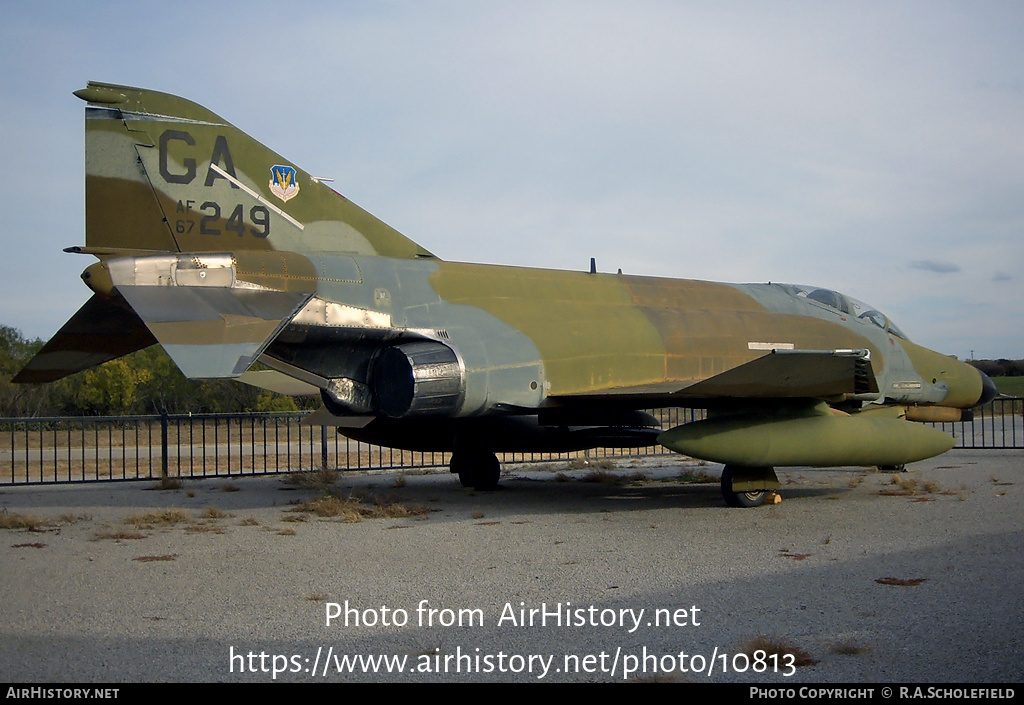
[451,451,501,490]
[721,465,769,508]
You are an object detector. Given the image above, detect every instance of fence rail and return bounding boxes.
[1,400,1019,486]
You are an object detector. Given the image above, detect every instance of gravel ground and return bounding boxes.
[0,449,1021,683]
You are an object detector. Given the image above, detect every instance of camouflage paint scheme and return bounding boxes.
[16,83,998,505]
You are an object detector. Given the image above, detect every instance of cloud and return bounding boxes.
[908,260,962,274]
[992,271,1013,282]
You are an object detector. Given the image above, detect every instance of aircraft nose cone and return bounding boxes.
[976,369,1000,407]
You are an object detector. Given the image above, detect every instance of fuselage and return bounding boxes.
[258,253,988,418]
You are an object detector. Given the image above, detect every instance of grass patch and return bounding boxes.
[0,512,55,530]
[281,468,339,491]
[663,469,718,485]
[289,493,431,523]
[993,376,1024,396]
[92,528,147,541]
[153,476,183,491]
[123,509,192,528]
[580,469,648,485]
[566,458,617,471]
[133,554,178,562]
[199,506,232,520]
[877,474,963,499]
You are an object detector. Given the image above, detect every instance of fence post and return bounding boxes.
[161,413,169,479]
[321,424,329,470]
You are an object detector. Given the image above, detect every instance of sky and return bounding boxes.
[1,1,1021,359]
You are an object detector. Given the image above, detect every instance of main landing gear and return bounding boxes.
[720,465,779,508]
[449,449,501,490]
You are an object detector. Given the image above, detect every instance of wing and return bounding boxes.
[547,348,878,407]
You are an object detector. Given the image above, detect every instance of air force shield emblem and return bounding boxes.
[269,165,300,202]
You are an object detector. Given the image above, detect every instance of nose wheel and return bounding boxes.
[720,465,776,508]
[450,449,501,490]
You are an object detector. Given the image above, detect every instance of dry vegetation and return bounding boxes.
[288,493,432,523]
[153,476,183,491]
[0,512,55,530]
[876,474,967,500]
[875,577,928,586]
[663,469,719,485]
[122,509,192,528]
[92,528,146,541]
[739,635,819,668]
[828,641,872,655]
[580,469,649,485]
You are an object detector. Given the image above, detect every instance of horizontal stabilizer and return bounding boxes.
[107,253,315,378]
[13,295,156,383]
[236,370,321,396]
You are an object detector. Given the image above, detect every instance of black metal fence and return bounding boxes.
[0,401,1019,486]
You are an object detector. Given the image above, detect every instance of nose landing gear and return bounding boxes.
[720,465,779,508]
[450,449,501,490]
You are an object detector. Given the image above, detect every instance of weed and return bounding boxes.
[739,635,818,667]
[153,476,183,491]
[185,524,227,534]
[778,550,812,560]
[877,474,961,498]
[11,542,46,548]
[92,528,146,541]
[290,493,431,523]
[875,577,927,586]
[220,483,240,492]
[200,506,231,520]
[123,509,191,528]
[277,528,297,536]
[282,468,339,490]
[581,470,648,485]
[0,512,53,531]
[133,554,178,562]
[667,469,718,485]
[238,517,259,526]
[829,641,871,655]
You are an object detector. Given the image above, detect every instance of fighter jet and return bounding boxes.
[15,82,998,507]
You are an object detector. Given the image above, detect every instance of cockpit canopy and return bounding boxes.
[778,284,909,340]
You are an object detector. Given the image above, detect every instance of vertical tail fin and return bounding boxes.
[76,82,434,259]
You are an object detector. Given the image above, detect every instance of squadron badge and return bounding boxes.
[269,165,300,202]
